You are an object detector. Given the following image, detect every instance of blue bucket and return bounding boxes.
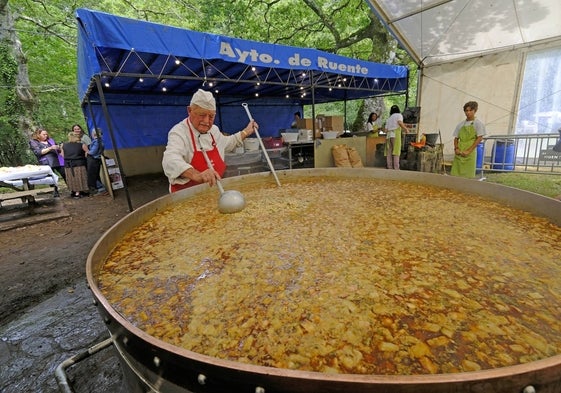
[491,139,515,170]
[476,142,484,174]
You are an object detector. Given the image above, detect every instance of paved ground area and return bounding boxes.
[0,281,124,393]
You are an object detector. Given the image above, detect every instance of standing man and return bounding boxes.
[86,128,107,195]
[291,111,301,128]
[451,101,486,178]
[162,89,258,192]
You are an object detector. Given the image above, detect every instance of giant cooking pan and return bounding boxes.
[87,168,561,393]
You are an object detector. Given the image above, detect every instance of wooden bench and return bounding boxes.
[0,188,53,206]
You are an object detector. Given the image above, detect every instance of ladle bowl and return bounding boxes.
[198,136,246,214]
[217,187,246,214]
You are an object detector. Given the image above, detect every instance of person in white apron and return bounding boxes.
[451,101,486,178]
[162,89,258,192]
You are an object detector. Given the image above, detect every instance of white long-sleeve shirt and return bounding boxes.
[162,118,244,187]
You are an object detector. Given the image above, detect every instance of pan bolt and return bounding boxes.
[122,337,129,346]
[255,387,265,393]
[153,356,161,367]
[197,374,207,385]
[522,387,536,393]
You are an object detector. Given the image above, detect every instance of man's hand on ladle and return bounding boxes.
[197,168,219,187]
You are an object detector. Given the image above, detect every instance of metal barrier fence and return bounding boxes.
[478,133,561,175]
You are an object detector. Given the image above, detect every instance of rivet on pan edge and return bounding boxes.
[153,356,160,367]
[197,374,206,385]
[122,337,129,346]
[255,387,265,393]
[523,386,536,393]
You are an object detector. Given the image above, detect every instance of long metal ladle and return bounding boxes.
[199,136,246,214]
[242,103,281,187]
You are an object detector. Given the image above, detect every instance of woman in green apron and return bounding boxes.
[384,105,409,169]
[451,101,486,178]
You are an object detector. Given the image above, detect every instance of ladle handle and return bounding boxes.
[200,143,225,195]
[242,103,281,187]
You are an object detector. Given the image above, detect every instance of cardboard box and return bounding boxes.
[324,116,344,131]
[296,118,315,129]
[108,167,124,190]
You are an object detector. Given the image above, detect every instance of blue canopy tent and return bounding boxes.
[76,8,408,209]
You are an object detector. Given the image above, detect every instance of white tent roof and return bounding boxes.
[366,0,561,66]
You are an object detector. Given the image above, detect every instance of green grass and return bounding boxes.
[483,173,561,199]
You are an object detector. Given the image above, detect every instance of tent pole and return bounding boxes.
[310,71,316,126]
[416,64,424,136]
[310,73,317,169]
[343,96,348,130]
[416,64,423,107]
[405,67,411,108]
[94,75,134,212]
[310,73,316,137]
[216,96,224,131]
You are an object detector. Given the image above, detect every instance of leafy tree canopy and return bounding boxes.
[7,0,415,145]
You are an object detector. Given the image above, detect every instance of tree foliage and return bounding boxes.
[1,0,415,166]
[9,0,82,143]
[0,42,35,165]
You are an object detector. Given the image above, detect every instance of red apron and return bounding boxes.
[170,122,226,193]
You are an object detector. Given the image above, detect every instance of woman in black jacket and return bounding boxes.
[61,132,88,198]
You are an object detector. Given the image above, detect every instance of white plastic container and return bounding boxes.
[243,138,260,151]
[298,129,313,142]
[281,132,299,142]
[321,131,339,139]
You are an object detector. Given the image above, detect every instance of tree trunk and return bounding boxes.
[352,15,396,132]
[0,0,36,134]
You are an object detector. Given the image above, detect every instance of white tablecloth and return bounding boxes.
[0,165,59,188]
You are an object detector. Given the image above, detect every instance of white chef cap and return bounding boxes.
[190,89,216,111]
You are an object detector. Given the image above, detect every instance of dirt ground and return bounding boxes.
[0,174,169,392]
